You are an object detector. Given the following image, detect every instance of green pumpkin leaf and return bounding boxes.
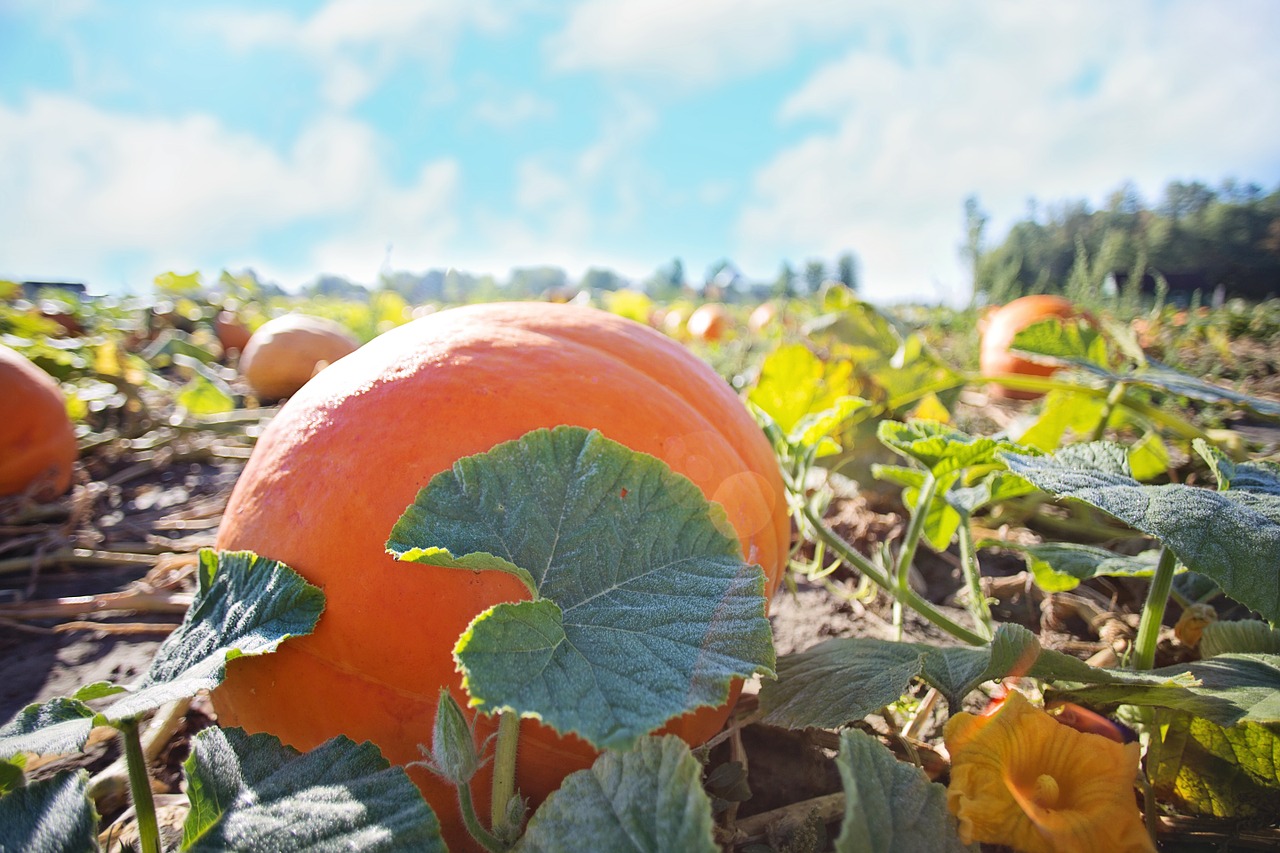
[0,550,323,759]
[760,624,1042,727]
[1195,440,1280,493]
[1127,431,1170,482]
[763,624,1280,730]
[1042,654,1280,727]
[1014,390,1105,451]
[0,699,100,761]
[1009,316,1108,366]
[1200,621,1280,658]
[1063,358,1280,421]
[0,770,98,853]
[514,735,717,853]
[182,729,444,851]
[978,541,1165,593]
[1147,713,1280,819]
[1134,361,1280,421]
[1002,442,1280,622]
[71,682,128,702]
[0,756,24,796]
[946,472,1037,517]
[176,372,236,417]
[875,466,964,550]
[834,730,976,853]
[878,421,1030,477]
[907,474,962,552]
[389,426,774,751]
[747,343,867,448]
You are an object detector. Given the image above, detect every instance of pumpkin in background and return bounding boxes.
[212,302,788,851]
[0,345,78,500]
[687,303,731,342]
[238,314,359,400]
[213,310,253,359]
[979,294,1080,400]
[747,301,779,333]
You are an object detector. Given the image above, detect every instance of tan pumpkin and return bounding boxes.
[239,314,359,400]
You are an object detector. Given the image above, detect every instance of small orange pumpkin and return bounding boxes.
[238,314,359,400]
[979,295,1081,400]
[747,301,779,333]
[0,345,78,500]
[687,303,731,342]
[212,302,787,850]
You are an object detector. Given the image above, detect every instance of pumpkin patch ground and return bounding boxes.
[3,293,1280,851]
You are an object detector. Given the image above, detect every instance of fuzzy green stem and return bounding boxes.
[1133,547,1178,670]
[119,718,160,853]
[458,782,505,853]
[490,711,521,832]
[1090,381,1127,442]
[957,523,993,640]
[966,373,1209,442]
[894,472,937,595]
[802,501,987,646]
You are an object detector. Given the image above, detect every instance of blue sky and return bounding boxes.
[3,1,1279,303]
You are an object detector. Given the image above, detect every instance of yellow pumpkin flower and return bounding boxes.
[944,691,1155,853]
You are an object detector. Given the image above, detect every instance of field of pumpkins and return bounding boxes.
[2,277,1280,852]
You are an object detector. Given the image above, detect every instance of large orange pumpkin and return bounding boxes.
[238,314,359,400]
[212,302,788,850]
[0,344,78,500]
[979,294,1080,400]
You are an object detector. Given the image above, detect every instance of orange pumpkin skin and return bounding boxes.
[687,303,731,342]
[979,295,1079,400]
[0,345,78,500]
[239,314,359,400]
[211,302,788,851]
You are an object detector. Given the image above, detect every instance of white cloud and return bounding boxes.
[735,1,1280,303]
[0,95,459,288]
[549,0,870,87]
[498,95,656,245]
[471,92,554,130]
[199,0,508,108]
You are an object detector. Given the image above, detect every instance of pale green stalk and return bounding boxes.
[120,718,160,853]
[893,473,937,596]
[490,711,521,832]
[457,784,504,853]
[1133,547,1178,670]
[801,501,987,646]
[957,523,993,640]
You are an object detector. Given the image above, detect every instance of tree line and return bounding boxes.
[968,179,1280,307]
